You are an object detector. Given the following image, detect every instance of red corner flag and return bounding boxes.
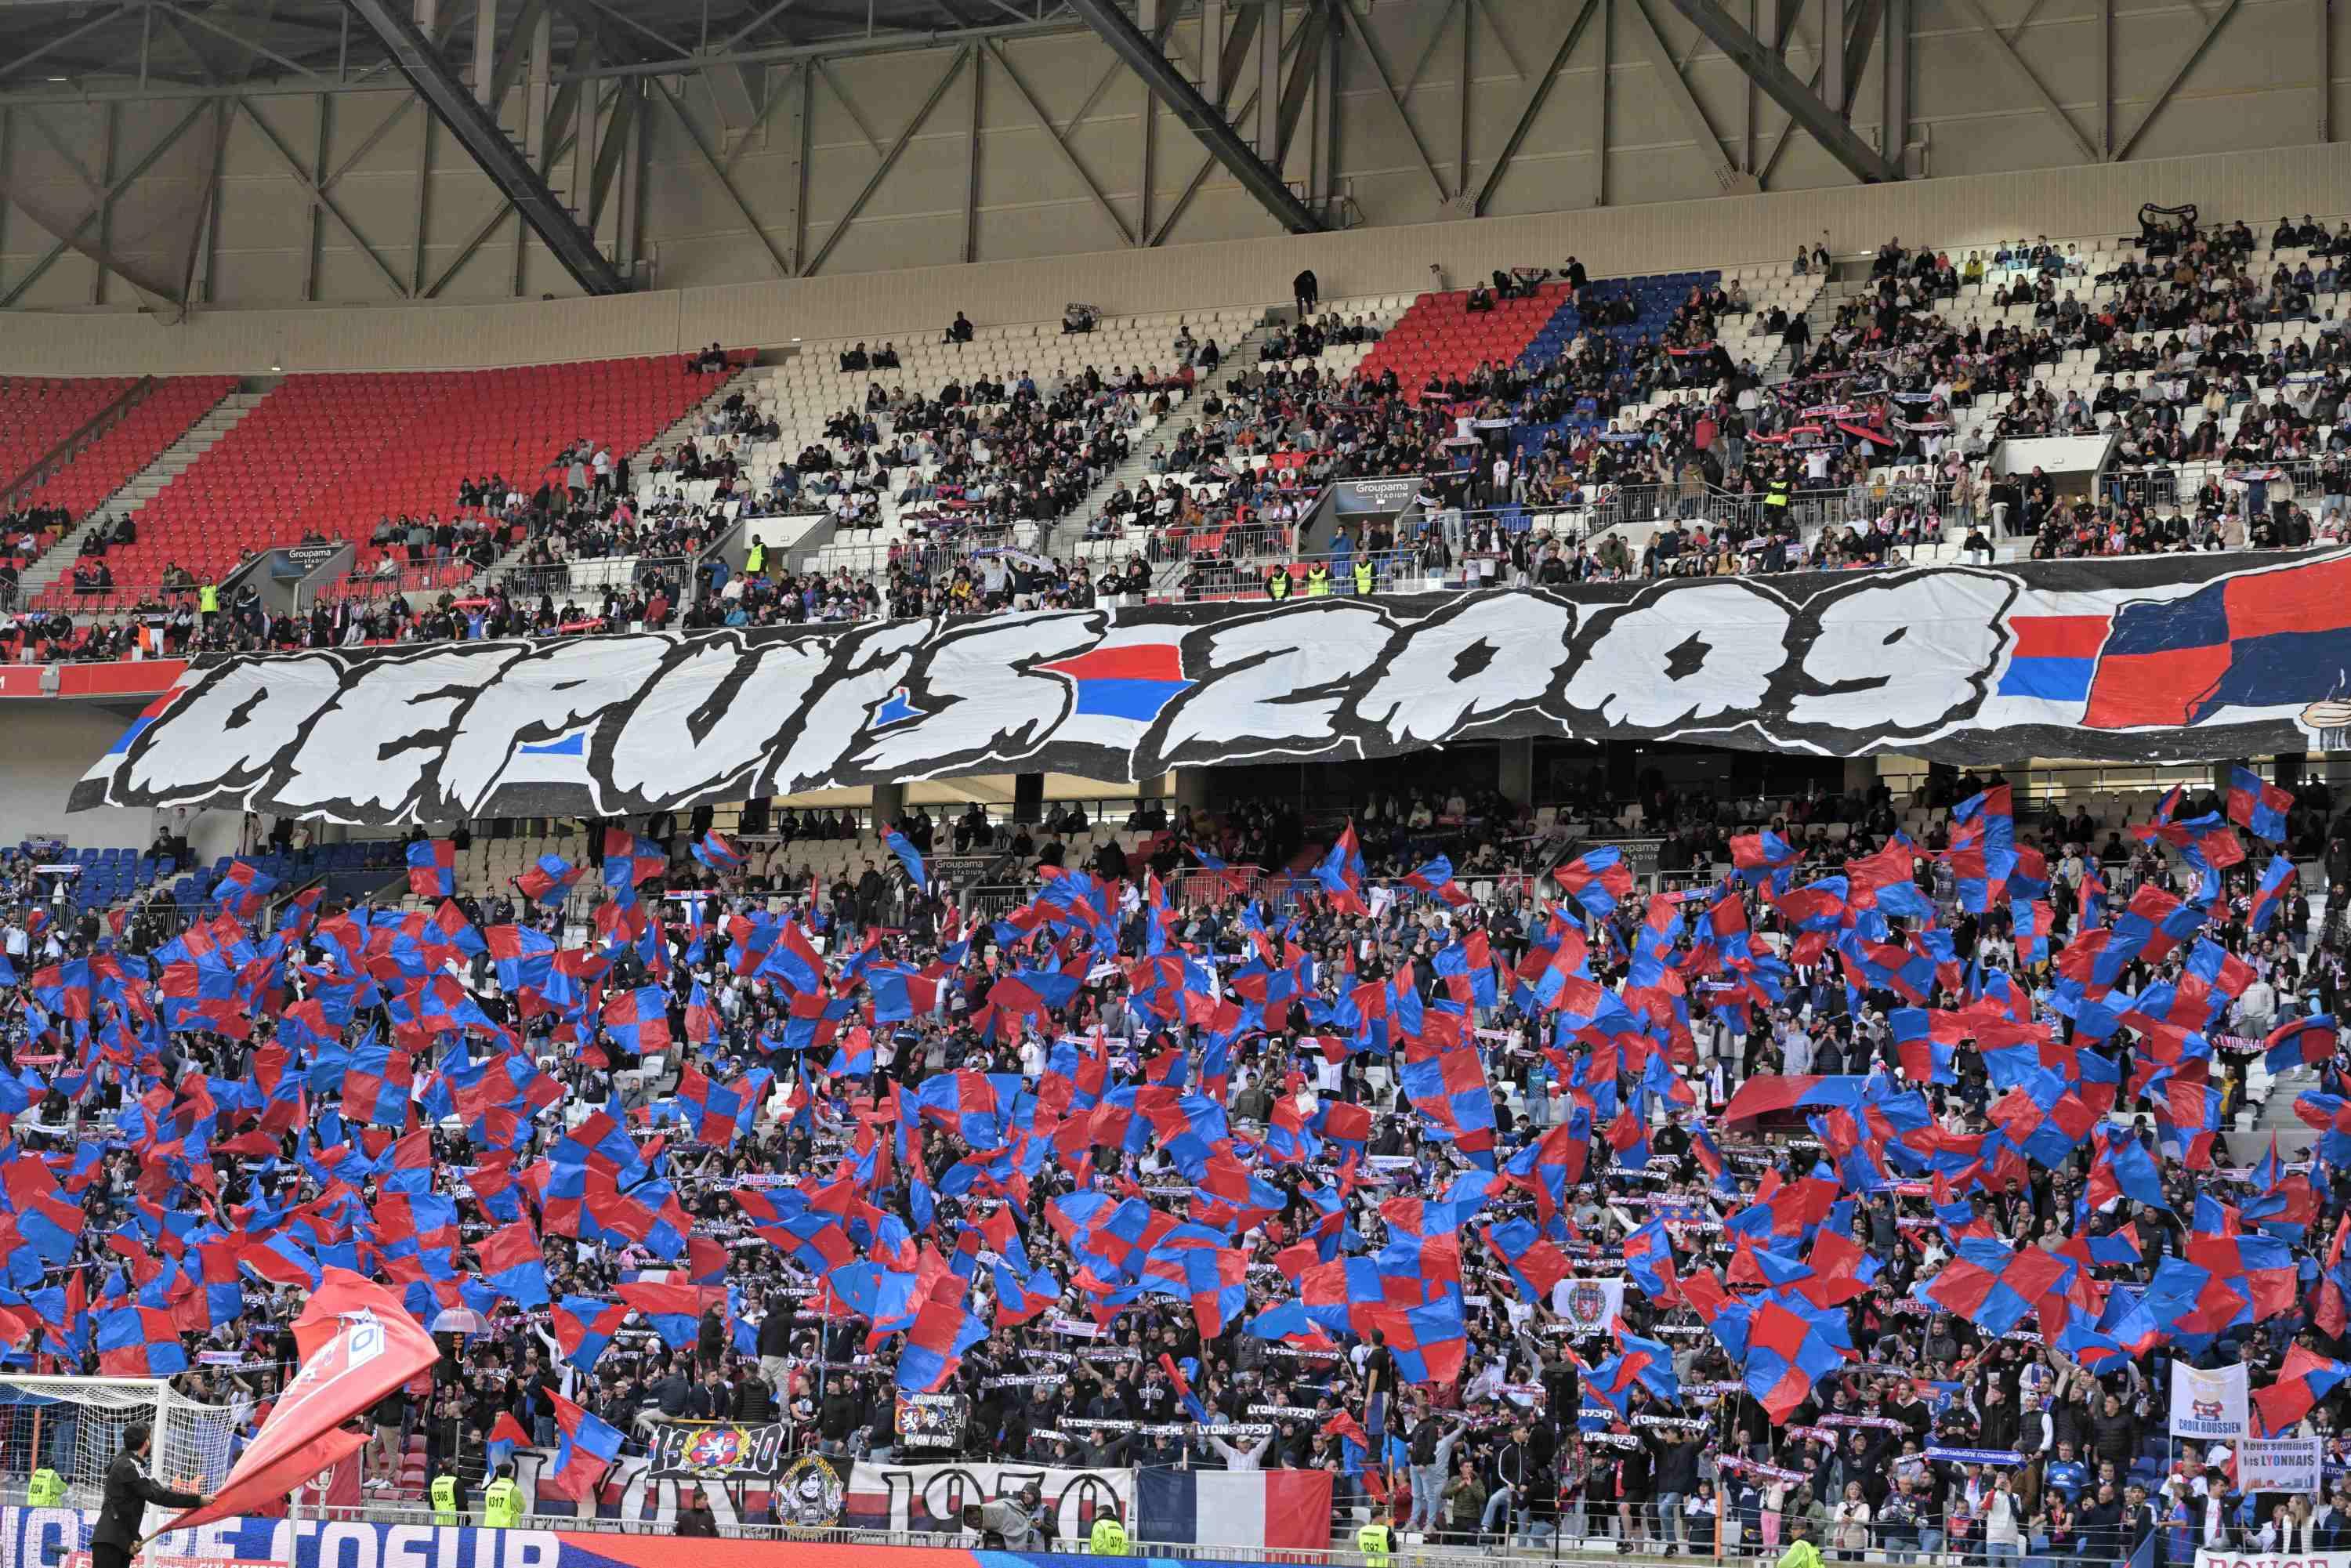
[164,1269,440,1534]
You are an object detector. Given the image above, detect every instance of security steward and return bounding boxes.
[483,1462,525,1530]
[27,1463,64,1507]
[429,1468,465,1525]
[1266,564,1291,599]
[1352,557,1373,595]
[1305,561,1331,596]
[1089,1508,1129,1555]
[1357,1506,1396,1568]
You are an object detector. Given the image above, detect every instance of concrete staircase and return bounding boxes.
[1050,324,1271,565]
[18,387,269,603]
[479,364,760,588]
[1763,277,1864,385]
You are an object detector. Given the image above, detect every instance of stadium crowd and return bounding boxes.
[3,755,2351,1562]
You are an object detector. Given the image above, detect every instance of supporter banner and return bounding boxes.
[2237,1437,2324,1494]
[11,1509,1270,1568]
[2197,1555,2351,1568]
[843,1461,1130,1541]
[2172,1360,2251,1442]
[74,552,2351,824]
[643,1421,792,1482]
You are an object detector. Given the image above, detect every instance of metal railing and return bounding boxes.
[0,376,157,516]
[1143,521,1298,564]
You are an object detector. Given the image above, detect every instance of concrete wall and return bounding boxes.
[2,706,152,850]
[0,134,2343,376]
[0,0,2338,313]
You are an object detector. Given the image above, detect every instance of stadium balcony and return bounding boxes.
[21,355,742,614]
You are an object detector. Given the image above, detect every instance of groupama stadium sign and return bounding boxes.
[71,551,2351,825]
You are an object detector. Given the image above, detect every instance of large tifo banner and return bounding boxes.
[4,1508,1252,1568]
[841,1461,1130,1541]
[73,552,2351,824]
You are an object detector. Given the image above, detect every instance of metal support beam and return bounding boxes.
[1063,0,1324,232]
[1654,0,1903,180]
[1200,0,1226,103]
[647,74,790,276]
[1258,0,1281,165]
[987,38,1133,245]
[963,42,981,262]
[1343,0,1450,202]
[1882,0,1907,168]
[1474,0,1600,214]
[1620,0,1748,191]
[1819,0,1842,120]
[2112,0,2241,159]
[2,97,208,307]
[1840,0,1882,113]
[1957,0,2096,161]
[237,96,413,296]
[471,0,497,103]
[1454,0,1469,201]
[1595,0,1610,203]
[338,0,628,292]
[2323,0,2334,142]
[0,6,135,89]
[802,45,969,274]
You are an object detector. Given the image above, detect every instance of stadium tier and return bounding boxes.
[6,184,2351,1566]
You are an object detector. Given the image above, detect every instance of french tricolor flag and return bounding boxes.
[1136,1469,1334,1550]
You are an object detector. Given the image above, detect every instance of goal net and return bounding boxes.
[0,1377,237,1526]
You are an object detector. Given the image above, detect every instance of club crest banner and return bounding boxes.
[73,552,2351,826]
[643,1421,792,1482]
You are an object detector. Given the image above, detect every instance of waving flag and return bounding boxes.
[1312,824,1367,915]
[895,1279,987,1392]
[1582,1329,1679,1418]
[161,1270,440,1534]
[553,1295,629,1372]
[1556,846,1636,922]
[2253,1344,2351,1435]
[1916,1237,2074,1337]
[691,831,744,872]
[516,854,585,907]
[884,829,929,892]
[2249,856,2298,936]
[2264,1014,2338,1074]
[1741,1291,1852,1422]
[547,1389,625,1501]
[2228,766,2295,841]
[406,840,458,898]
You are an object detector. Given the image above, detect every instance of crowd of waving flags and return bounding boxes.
[0,791,2342,1480]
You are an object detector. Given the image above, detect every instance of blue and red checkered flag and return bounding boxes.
[1311,823,1367,915]
[1554,846,1636,922]
[2088,1126,2172,1211]
[486,1410,532,1474]
[2074,556,2351,728]
[1403,856,1471,908]
[1915,1237,2074,1337]
[691,831,744,872]
[553,1295,628,1372]
[516,854,585,907]
[1380,1292,1468,1385]
[2254,1343,2351,1435]
[676,1064,765,1146]
[547,1389,624,1501]
[895,1277,987,1392]
[1625,1217,1680,1304]
[1741,1290,1852,1423]
[1158,1352,1214,1424]
[1483,1216,1569,1301]
[1730,829,1803,893]
[1946,784,2016,913]
[600,986,672,1054]
[2265,1014,2339,1074]
[210,860,279,921]
[96,1305,188,1376]
[2250,855,2298,935]
[2229,766,2295,841]
[406,839,458,898]
[883,829,928,892]
[602,829,668,904]
[1581,1328,1679,1419]
[619,1281,717,1350]
[476,1219,550,1308]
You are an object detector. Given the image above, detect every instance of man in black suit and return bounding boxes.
[92,1422,208,1568]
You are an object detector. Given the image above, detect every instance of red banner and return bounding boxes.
[163,1270,439,1535]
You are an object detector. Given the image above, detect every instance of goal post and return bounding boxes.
[0,1376,237,1517]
